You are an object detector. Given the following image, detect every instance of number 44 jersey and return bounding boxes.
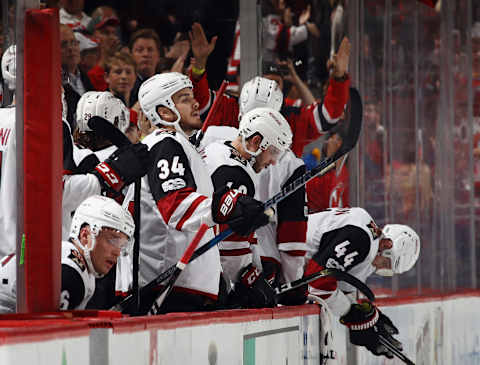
[306,207,382,293]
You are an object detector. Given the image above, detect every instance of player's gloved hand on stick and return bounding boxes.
[93,143,149,192]
[228,264,277,308]
[212,186,269,236]
[340,300,402,359]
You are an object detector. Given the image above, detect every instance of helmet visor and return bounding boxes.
[101,228,130,249]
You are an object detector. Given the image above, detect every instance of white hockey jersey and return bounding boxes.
[0,241,97,312]
[255,150,308,283]
[124,128,221,299]
[204,140,259,283]
[60,240,96,310]
[62,143,119,240]
[0,253,16,313]
[0,107,16,257]
[306,207,381,316]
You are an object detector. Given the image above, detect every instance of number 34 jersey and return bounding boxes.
[306,207,381,291]
[124,128,221,300]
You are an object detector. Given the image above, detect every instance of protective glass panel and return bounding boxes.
[354,0,479,297]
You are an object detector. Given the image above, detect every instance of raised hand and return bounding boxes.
[299,4,311,25]
[332,37,351,78]
[189,22,218,70]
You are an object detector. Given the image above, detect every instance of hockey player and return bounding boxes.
[127,72,270,313]
[0,195,134,312]
[61,195,134,310]
[203,107,292,308]
[0,45,17,258]
[62,90,149,239]
[305,207,420,359]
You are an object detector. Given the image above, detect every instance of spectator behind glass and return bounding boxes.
[60,24,95,130]
[128,28,163,105]
[86,7,122,91]
[60,25,94,97]
[104,51,136,108]
[75,32,100,74]
[59,0,92,31]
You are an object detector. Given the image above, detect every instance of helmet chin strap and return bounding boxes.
[159,108,197,139]
[74,234,105,279]
[375,268,394,277]
[240,134,262,169]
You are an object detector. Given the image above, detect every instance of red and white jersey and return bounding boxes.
[262,14,308,62]
[0,107,16,257]
[190,71,350,157]
[203,140,258,283]
[60,240,96,310]
[0,253,16,313]
[124,128,221,299]
[255,150,308,283]
[305,207,380,316]
[306,160,350,213]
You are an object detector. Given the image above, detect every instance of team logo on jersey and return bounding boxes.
[367,220,382,240]
[156,128,176,137]
[228,147,248,166]
[68,249,86,272]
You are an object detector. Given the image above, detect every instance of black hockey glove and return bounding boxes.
[93,143,149,192]
[340,300,402,359]
[211,187,269,236]
[228,264,277,309]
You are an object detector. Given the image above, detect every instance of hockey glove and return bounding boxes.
[212,187,269,236]
[228,264,277,308]
[340,300,402,359]
[93,143,149,192]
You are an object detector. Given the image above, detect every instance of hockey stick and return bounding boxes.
[274,267,375,302]
[113,88,362,314]
[88,116,142,313]
[148,224,209,315]
[194,80,228,147]
[378,335,415,365]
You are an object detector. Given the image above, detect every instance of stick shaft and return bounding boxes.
[379,335,415,365]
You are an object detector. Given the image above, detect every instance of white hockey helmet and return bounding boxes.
[138,72,193,130]
[376,224,421,276]
[238,107,292,157]
[69,195,135,277]
[2,45,16,91]
[239,76,283,118]
[76,91,130,134]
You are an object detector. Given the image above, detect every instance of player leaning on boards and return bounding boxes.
[0,195,134,312]
[125,72,270,313]
[305,207,420,359]
[203,107,292,308]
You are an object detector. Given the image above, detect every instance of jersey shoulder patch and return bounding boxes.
[367,220,382,240]
[226,142,248,167]
[68,248,86,272]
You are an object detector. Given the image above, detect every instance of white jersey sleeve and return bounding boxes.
[62,174,102,240]
[0,253,17,313]
[255,151,308,283]
[0,107,17,257]
[204,141,258,283]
